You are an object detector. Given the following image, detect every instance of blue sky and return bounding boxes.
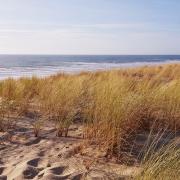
[0,0,180,54]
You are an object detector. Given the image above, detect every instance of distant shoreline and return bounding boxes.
[0,60,179,81]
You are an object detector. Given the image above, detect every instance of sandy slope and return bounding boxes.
[0,117,139,180]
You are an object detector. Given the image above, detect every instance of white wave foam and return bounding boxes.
[0,60,179,80]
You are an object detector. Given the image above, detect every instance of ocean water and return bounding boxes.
[0,55,180,80]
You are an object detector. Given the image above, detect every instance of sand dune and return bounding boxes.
[0,117,139,180]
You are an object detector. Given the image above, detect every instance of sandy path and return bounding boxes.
[0,117,139,180]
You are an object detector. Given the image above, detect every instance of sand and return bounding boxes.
[0,117,139,180]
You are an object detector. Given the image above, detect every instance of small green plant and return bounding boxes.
[0,99,17,132]
[55,118,64,137]
[32,120,43,137]
[0,98,7,132]
[63,119,72,137]
[55,117,72,137]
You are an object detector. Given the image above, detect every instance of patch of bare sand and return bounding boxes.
[0,117,140,180]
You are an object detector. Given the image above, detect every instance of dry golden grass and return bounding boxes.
[0,64,179,155]
[136,135,180,180]
[80,64,180,157]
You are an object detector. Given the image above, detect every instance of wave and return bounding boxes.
[0,60,179,80]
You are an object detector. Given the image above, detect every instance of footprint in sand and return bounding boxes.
[24,137,42,146]
[0,175,7,180]
[49,166,67,175]
[37,151,45,157]
[39,165,83,180]
[22,165,40,179]
[0,167,8,180]
[0,166,6,175]
[6,158,45,179]
[27,158,41,167]
[27,157,48,170]
[3,157,84,179]
[0,160,3,165]
[7,164,40,180]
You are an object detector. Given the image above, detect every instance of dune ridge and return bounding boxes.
[0,64,180,179]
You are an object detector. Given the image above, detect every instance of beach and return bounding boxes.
[1,0,180,179]
[0,55,180,80]
[0,63,179,179]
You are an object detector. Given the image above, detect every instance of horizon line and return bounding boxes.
[0,54,180,56]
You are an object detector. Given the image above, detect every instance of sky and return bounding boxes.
[0,0,180,55]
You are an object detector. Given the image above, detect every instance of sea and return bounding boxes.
[0,55,180,80]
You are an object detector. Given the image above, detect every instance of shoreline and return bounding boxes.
[0,60,179,81]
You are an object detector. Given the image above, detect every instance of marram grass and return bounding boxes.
[0,64,179,155]
[136,136,180,180]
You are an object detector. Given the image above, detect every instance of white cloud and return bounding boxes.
[0,22,149,32]
[0,22,180,54]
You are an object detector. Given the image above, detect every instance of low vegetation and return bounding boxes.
[0,64,179,178]
[136,133,180,180]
